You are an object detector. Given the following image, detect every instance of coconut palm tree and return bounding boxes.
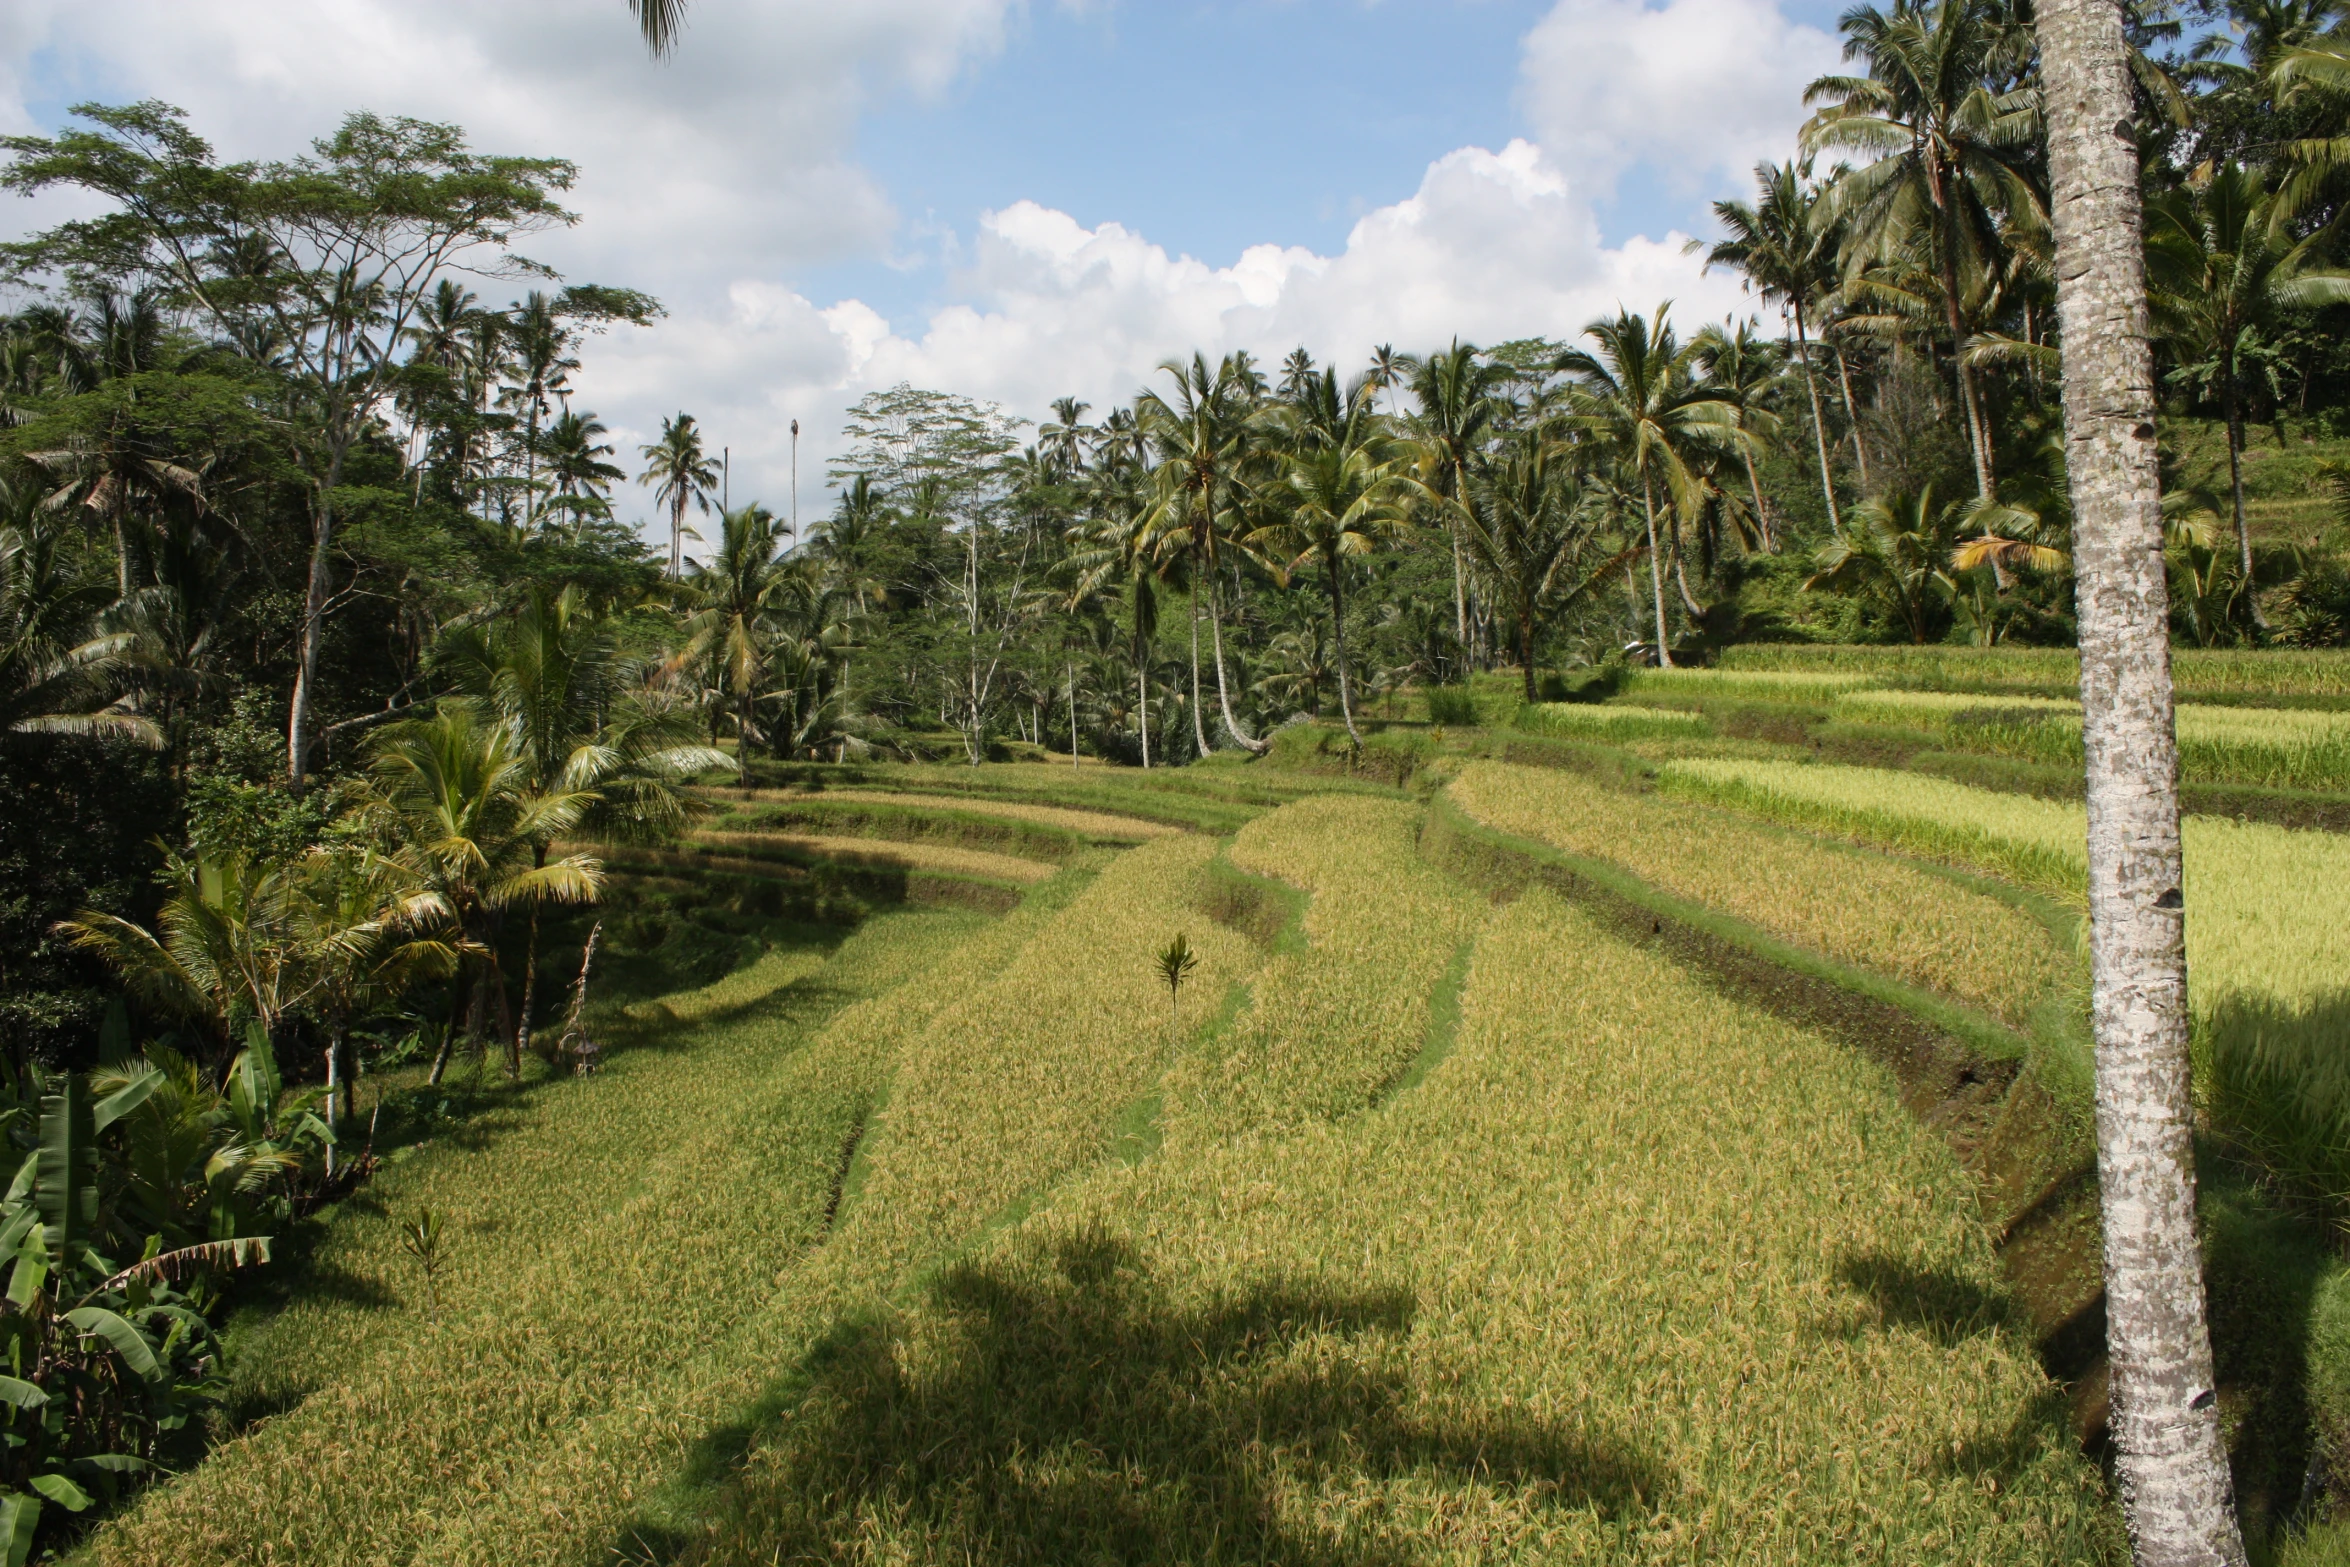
[1700,161,1850,536]
[359,706,604,1086]
[1137,354,1269,754]
[2042,0,2247,1553]
[630,0,687,54]
[441,583,728,1059]
[1455,440,1634,700]
[1,494,159,748]
[638,412,719,579]
[1405,341,1504,647]
[2145,164,2350,595]
[686,505,805,761]
[1691,321,1787,551]
[1805,485,1965,643]
[1803,0,2046,498]
[1558,309,1748,667]
[1257,441,1412,745]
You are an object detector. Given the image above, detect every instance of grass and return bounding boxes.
[1516,701,1714,742]
[738,787,1181,841]
[1626,666,1874,705]
[1662,757,2350,1222]
[1447,760,2074,1029]
[672,888,2116,1565]
[688,828,1059,884]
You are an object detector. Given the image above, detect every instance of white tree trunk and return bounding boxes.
[2041,0,2247,1560]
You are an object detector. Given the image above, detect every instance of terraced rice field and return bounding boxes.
[1517,702,1713,741]
[94,774,2125,1565]
[1447,760,2072,1028]
[689,828,1059,883]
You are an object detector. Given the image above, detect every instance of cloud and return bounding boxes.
[2,0,1787,535]
[571,137,1753,524]
[1519,0,1841,201]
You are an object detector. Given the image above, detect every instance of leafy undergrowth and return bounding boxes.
[1447,759,2075,1030]
[670,889,2116,1566]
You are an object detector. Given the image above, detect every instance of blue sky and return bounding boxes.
[2,0,1852,525]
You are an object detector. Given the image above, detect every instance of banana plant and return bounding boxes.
[0,1073,268,1560]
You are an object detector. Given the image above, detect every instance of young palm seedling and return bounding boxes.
[1156,932,1199,1027]
[398,1209,447,1318]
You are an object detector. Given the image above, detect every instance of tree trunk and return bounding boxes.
[2221,345,2266,629]
[2041,0,2248,1558]
[670,493,684,579]
[1207,575,1269,753]
[1832,338,1873,492]
[514,905,541,1074]
[1327,551,1361,747]
[1068,661,1080,767]
[1139,654,1151,769]
[1743,450,1775,552]
[286,450,345,788]
[1792,302,1846,539]
[324,1022,345,1179]
[1641,476,1675,668]
[427,972,467,1088]
[1520,608,1537,702]
[1187,587,1211,758]
[1450,527,1469,653]
[1936,197,1998,498]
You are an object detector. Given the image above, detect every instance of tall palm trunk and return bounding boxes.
[2220,341,2267,628]
[1742,450,1775,552]
[1933,183,1998,498]
[1831,340,1873,492]
[1207,574,1268,754]
[1187,587,1210,758]
[1518,608,1539,702]
[1791,301,1845,539]
[1325,549,1361,747]
[1450,528,1469,652]
[2042,0,2247,1558]
[287,443,349,787]
[669,492,684,579]
[1641,476,1674,668]
[1067,661,1080,767]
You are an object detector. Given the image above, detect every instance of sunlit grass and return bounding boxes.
[689,828,1060,883]
[1718,643,2350,699]
[1447,760,2072,1027]
[1625,667,1873,705]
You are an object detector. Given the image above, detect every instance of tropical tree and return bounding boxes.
[1137,354,1269,754]
[1559,309,1748,666]
[1405,341,1503,649]
[359,706,604,1085]
[685,505,808,760]
[54,852,303,1055]
[1455,440,1634,699]
[1701,160,1851,535]
[1691,321,1787,551]
[441,584,726,1056]
[2145,164,2350,593]
[0,498,158,747]
[1806,485,1966,642]
[639,412,720,579]
[1257,440,1412,744]
[1803,0,2046,499]
[2041,0,2249,1554]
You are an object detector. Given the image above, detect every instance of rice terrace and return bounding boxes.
[10,0,2350,1563]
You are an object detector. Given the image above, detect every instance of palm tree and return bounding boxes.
[1405,341,1503,647]
[1,494,159,748]
[2041,0,2247,1553]
[1691,321,1787,552]
[638,412,719,579]
[541,410,626,529]
[1700,161,1850,536]
[499,292,579,532]
[1558,308,1748,667]
[56,851,303,1056]
[1805,485,1964,642]
[359,706,604,1087]
[1455,440,1633,700]
[442,584,728,1060]
[1137,354,1270,754]
[686,505,804,762]
[1257,442,1412,745]
[2145,164,2350,594]
[284,845,450,1151]
[630,0,687,54]
[1803,0,2046,498]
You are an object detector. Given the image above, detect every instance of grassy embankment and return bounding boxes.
[85,769,2119,1565]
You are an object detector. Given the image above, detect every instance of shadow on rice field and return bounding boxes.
[611,1227,1664,1567]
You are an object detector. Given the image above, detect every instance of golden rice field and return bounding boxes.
[738,786,1182,840]
[677,888,2114,1566]
[1446,760,2071,1027]
[1660,760,2350,1139]
[689,828,1059,883]
[1517,701,1713,741]
[1168,794,1485,1141]
[1719,642,2350,698]
[1827,691,2350,791]
[1624,667,1874,705]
